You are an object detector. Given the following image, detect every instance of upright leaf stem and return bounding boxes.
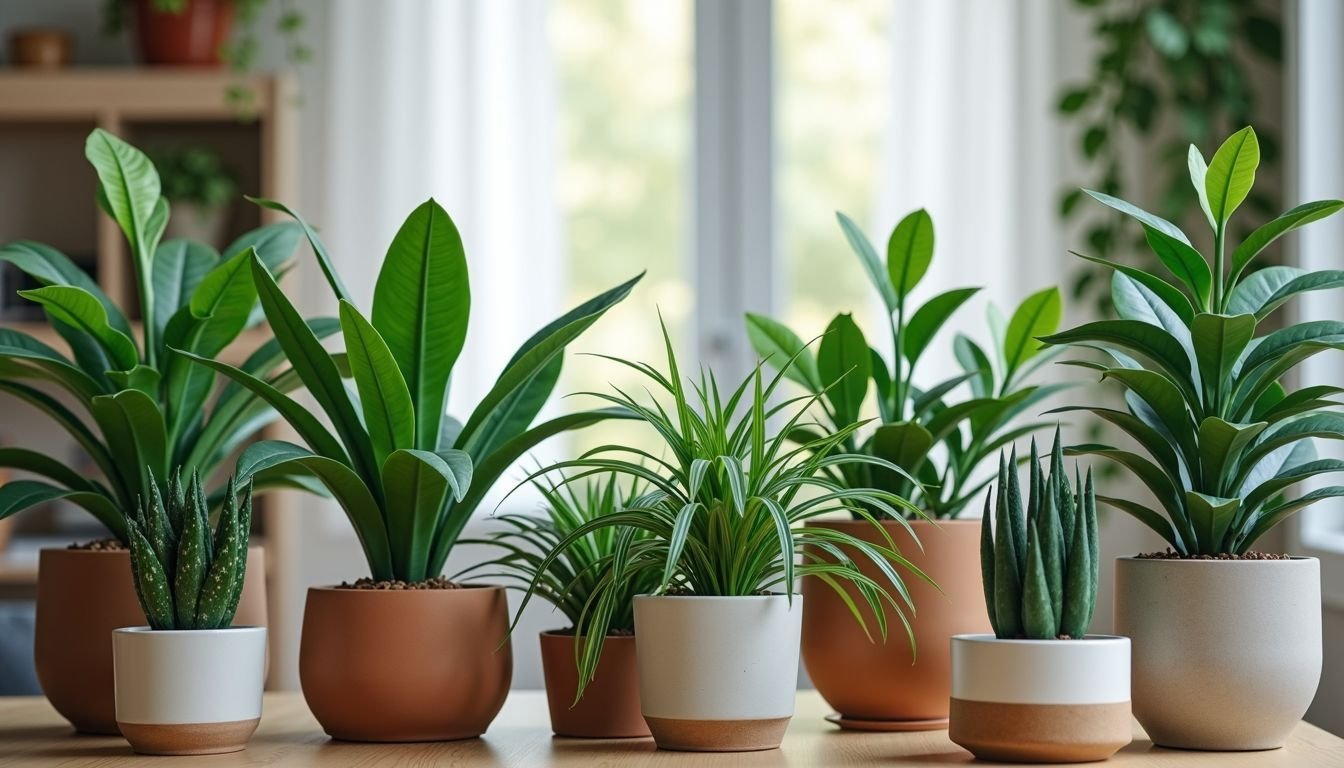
[891,306,905,422]
[1212,224,1225,313]
[137,254,156,367]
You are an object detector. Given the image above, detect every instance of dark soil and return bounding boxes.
[338,576,462,590]
[67,538,126,551]
[1135,549,1291,561]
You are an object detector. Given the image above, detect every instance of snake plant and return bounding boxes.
[1044,126,1344,556]
[127,470,253,630]
[981,430,1097,640]
[186,198,642,583]
[746,209,1065,519]
[0,128,303,540]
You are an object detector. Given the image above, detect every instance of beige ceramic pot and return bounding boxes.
[949,634,1132,762]
[539,631,649,738]
[1115,556,1321,750]
[802,518,990,729]
[299,585,512,742]
[34,546,268,735]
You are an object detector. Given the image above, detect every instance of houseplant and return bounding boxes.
[949,434,1131,763]
[113,470,264,756]
[744,209,1064,729]
[511,324,931,752]
[152,145,237,248]
[1043,125,1342,750]
[462,473,656,739]
[184,196,642,741]
[102,0,308,70]
[0,128,292,733]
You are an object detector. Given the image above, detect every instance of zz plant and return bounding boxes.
[127,470,253,630]
[188,198,641,583]
[0,129,302,539]
[1044,126,1344,556]
[981,430,1097,640]
[746,209,1064,518]
[513,324,932,695]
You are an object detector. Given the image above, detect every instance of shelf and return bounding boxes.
[0,69,286,122]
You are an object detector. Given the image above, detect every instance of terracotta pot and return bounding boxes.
[1115,556,1321,750]
[114,626,266,755]
[634,594,802,752]
[8,28,73,69]
[949,634,1132,762]
[801,518,990,729]
[299,585,512,742]
[132,0,234,66]
[539,631,649,738]
[34,546,268,735]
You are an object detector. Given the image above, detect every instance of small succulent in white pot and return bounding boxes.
[949,431,1131,763]
[113,471,264,756]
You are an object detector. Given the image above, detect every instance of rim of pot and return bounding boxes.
[633,592,797,601]
[951,632,1129,646]
[307,582,507,592]
[1115,555,1318,564]
[539,628,637,638]
[803,517,980,526]
[113,625,267,635]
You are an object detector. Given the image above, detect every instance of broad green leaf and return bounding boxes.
[1188,145,1215,228]
[106,365,160,396]
[1143,225,1211,308]
[745,312,821,391]
[1226,266,1303,316]
[1066,445,1185,522]
[1197,417,1267,495]
[1230,200,1344,283]
[0,376,120,494]
[340,300,415,468]
[0,241,131,336]
[1247,269,1344,320]
[1084,189,1191,245]
[1072,249,1194,323]
[222,221,302,267]
[953,333,993,398]
[383,449,459,581]
[1243,486,1344,550]
[1243,458,1344,514]
[0,447,103,494]
[1205,126,1259,224]
[1186,491,1240,553]
[904,287,979,365]
[19,286,138,370]
[1110,273,1194,364]
[1191,313,1256,405]
[90,389,167,494]
[247,196,352,302]
[0,480,124,536]
[836,211,897,311]
[1237,320,1344,380]
[1003,287,1062,381]
[0,328,105,401]
[1042,320,1197,400]
[817,313,870,427]
[151,239,219,341]
[85,128,161,262]
[886,208,934,298]
[869,423,933,492]
[1097,493,1181,551]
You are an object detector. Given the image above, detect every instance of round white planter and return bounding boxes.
[949,634,1131,763]
[113,626,266,755]
[633,594,802,752]
[1115,556,1321,750]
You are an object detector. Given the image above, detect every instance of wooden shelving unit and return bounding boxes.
[0,69,302,683]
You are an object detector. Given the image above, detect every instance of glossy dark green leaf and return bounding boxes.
[817,313,870,427]
[904,287,979,365]
[1230,200,1344,283]
[19,286,138,371]
[1191,313,1255,405]
[1072,249,1195,323]
[1003,287,1061,382]
[151,239,219,341]
[383,449,461,581]
[247,196,352,302]
[886,208,934,298]
[0,241,132,336]
[1143,225,1211,307]
[340,300,414,468]
[1226,266,1302,317]
[745,312,821,391]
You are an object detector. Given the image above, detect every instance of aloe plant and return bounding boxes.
[512,323,933,695]
[185,198,642,583]
[127,470,253,630]
[0,128,304,540]
[981,430,1097,640]
[1044,126,1344,556]
[746,210,1065,519]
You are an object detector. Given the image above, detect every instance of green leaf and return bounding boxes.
[1042,320,1197,399]
[1245,270,1344,321]
[1191,313,1256,405]
[0,480,122,535]
[85,128,161,263]
[19,286,138,371]
[1084,189,1191,245]
[869,423,933,492]
[1205,127,1260,224]
[371,200,470,451]
[1226,266,1303,317]
[886,209,934,298]
[817,313,870,427]
[1188,145,1215,228]
[340,300,415,468]
[0,241,131,336]
[383,449,460,581]
[1186,492,1240,553]
[1071,249,1195,323]
[247,196,351,302]
[222,221,302,266]
[1230,200,1344,284]
[151,239,219,341]
[91,389,167,494]
[0,328,105,401]
[953,334,993,398]
[744,313,821,391]
[1143,226,1211,308]
[904,287,979,365]
[836,212,897,311]
[1110,273,1194,361]
[1197,417,1267,495]
[1003,287,1062,381]
[1237,321,1344,381]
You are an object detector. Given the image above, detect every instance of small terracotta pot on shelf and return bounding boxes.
[113,626,266,755]
[7,29,73,69]
[132,0,234,66]
[539,631,649,739]
[299,584,512,742]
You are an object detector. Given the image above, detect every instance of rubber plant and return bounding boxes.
[981,429,1098,640]
[127,470,253,630]
[185,197,642,583]
[1043,125,1344,555]
[0,128,303,540]
[745,209,1065,518]
[511,322,933,695]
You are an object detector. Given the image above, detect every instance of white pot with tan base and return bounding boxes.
[949,634,1132,763]
[113,626,266,755]
[1115,556,1321,750]
[633,594,802,752]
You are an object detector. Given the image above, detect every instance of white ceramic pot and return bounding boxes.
[633,594,802,752]
[949,634,1131,763]
[1115,556,1321,750]
[113,626,266,755]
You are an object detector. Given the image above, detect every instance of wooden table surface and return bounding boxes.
[1,691,1341,766]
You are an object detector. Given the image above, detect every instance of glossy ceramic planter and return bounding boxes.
[1115,556,1321,750]
[299,585,512,742]
[539,631,649,738]
[633,594,802,752]
[34,546,268,734]
[802,518,990,729]
[113,627,266,755]
[949,634,1131,763]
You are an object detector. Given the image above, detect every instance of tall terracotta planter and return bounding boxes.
[1115,556,1321,750]
[539,631,649,738]
[299,585,512,742]
[802,518,990,729]
[132,0,234,66]
[34,546,268,735]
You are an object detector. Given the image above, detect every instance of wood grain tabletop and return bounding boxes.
[1,691,1341,766]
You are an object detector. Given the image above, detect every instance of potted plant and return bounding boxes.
[182,196,642,742]
[950,432,1131,763]
[152,145,237,249]
[744,210,1064,729]
[512,324,932,752]
[114,470,264,755]
[462,473,656,739]
[0,128,296,734]
[1043,126,1343,750]
[102,0,308,70]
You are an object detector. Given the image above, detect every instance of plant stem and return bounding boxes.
[138,256,156,368]
[1213,223,1225,313]
[892,306,905,422]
